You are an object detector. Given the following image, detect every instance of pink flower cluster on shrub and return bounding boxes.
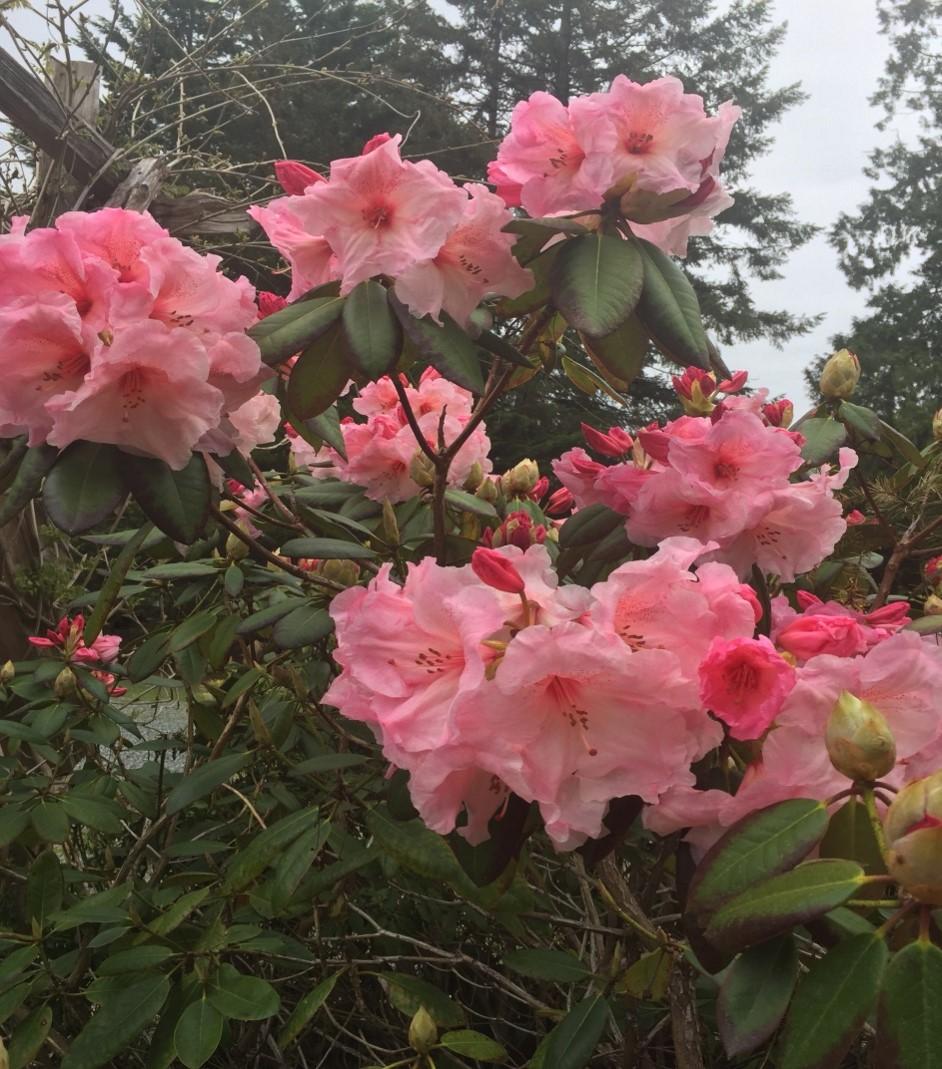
[290,368,491,502]
[488,76,740,255]
[250,135,532,325]
[0,209,265,469]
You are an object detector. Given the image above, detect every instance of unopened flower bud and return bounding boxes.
[934,409,942,442]
[471,547,525,594]
[672,367,716,415]
[926,556,942,586]
[476,477,499,504]
[313,559,361,587]
[408,1006,438,1054]
[762,398,794,428]
[529,475,550,501]
[581,422,633,458]
[257,291,288,319]
[0,661,13,684]
[885,771,942,904]
[819,349,861,400]
[274,159,324,195]
[925,593,942,616]
[825,691,896,782]
[482,510,547,550]
[54,666,77,699]
[545,487,575,517]
[463,461,486,492]
[500,459,539,497]
[225,531,250,561]
[409,450,436,489]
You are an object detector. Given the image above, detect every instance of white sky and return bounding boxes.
[5,0,911,404]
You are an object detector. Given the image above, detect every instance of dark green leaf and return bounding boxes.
[839,401,882,441]
[147,888,209,936]
[551,233,643,336]
[269,821,331,909]
[0,444,57,527]
[557,503,624,549]
[541,994,610,1069]
[496,246,558,313]
[379,972,466,1027]
[277,972,341,1049]
[31,800,70,843]
[248,294,345,365]
[0,808,29,847]
[390,294,485,393]
[51,885,130,931]
[688,799,830,916]
[59,794,125,834]
[223,563,244,597]
[581,315,650,391]
[174,997,223,1069]
[443,488,498,519]
[879,419,926,467]
[213,448,255,488]
[799,418,849,464]
[342,279,401,378]
[126,630,171,681]
[504,949,590,983]
[169,609,219,652]
[97,946,175,975]
[236,600,302,635]
[61,973,170,1069]
[290,404,347,458]
[279,536,377,559]
[877,939,942,1069]
[287,321,352,419]
[905,615,942,636]
[476,329,534,368]
[292,753,367,774]
[141,562,218,579]
[820,799,887,874]
[705,859,865,953]
[779,934,887,1069]
[165,752,251,815]
[9,1003,52,1069]
[122,452,210,544]
[636,239,710,367]
[440,1030,508,1063]
[43,443,125,534]
[207,964,280,1020]
[83,523,153,643]
[718,936,798,1058]
[222,807,318,893]
[272,604,334,649]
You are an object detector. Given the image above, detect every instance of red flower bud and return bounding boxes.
[545,487,575,517]
[471,548,525,594]
[257,291,288,319]
[529,476,550,501]
[717,369,749,394]
[762,398,794,427]
[274,160,324,195]
[581,422,633,457]
[927,556,942,583]
[844,508,866,526]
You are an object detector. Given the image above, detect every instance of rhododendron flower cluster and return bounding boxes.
[555,374,858,581]
[0,209,264,469]
[290,368,492,502]
[250,135,532,325]
[29,615,121,666]
[488,76,740,255]
[325,538,762,849]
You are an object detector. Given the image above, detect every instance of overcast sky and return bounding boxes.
[5,0,908,404]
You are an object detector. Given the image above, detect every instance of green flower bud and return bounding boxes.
[476,477,499,504]
[0,661,14,684]
[463,461,486,492]
[500,458,539,497]
[825,691,896,782]
[819,349,861,400]
[225,531,250,561]
[409,449,437,489]
[54,666,77,699]
[885,771,942,904]
[925,593,942,616]
[408,1006,438,1054]
[314,559,361,587]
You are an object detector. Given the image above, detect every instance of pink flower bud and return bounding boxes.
[545,487,575,517]
[257,291,288,319]
[737,584,764,624]
[528,476,550,501]
[927,556,942,583]
[717,369,748,394]
[274,160,324,195]
[471,548,526,594]
[862,602,911,629]
[762,398,794,427]
[672,367,716,415]
[845,508,866,526]
[485,510,547,550]
[362,132,393,155]
[580,422,633,457]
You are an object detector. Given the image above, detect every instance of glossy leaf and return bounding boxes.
[839,401,882,440]
[271,604,334,649]
[169,609,219,652]
[207,964,280,1020]
[877,939,942,1069]
[440,1030,508,1063]
[557,503,624,549]
[122,452,210,544]
[379,972,466,1027]
[540,994,610,1069]
[279,536,377,559]
[688,798,829,916]
[495,246,558,314]
[718,935,798,1058]
[174,997,223,1069]
[636,239,709,367]
[504,949,590,983]
[342,279,400,379]
[25,849,64,930]
[581,314,650,390]
[0,443,57,527]
[84,523,153,643]
[705,859,864,954]
[287,322,353,420]
[799,418,848,464]
[277,971,341,1049]
[819,799,887,874]
[61,974,170,1069]
[248,294,345,365]
[43,442,125,534]
[390,294,485,393]
[550,233,643,336]
[778,934,887,1069]
[165,752,251,815]
[9,1004,51,1069]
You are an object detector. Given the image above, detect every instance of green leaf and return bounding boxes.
[342,279,401,379]
[287,321,352,419]
[289,404,347,458]
[165,752,251,815]
[778,934,887,1069]
[272,603,334,650]
[379,972,467,1027]
[820,799,887,874]
[147,888,210,937]
[126,630,171,682]
[905,615,942,636]
[61,973,170,1069]
[581,314,650,390]
[540,994,610,1069]
[439,1029,508,1063]
[31,799,70,843]
[224,562,244,597]
[25,850,63,930]
[236,599,302,635]
[141,562,218,580]
[279,536,377,559]
[390,294,485,393]
[367,807,478,899]
[444,488,498,519]
[0,807,30,847]
[877,939,942,1068]
[277,972,341,1049]
[222,807,318,893]
[9,1003,52,1069]
[496,246,558,314]
[0,443,57,527]
[504,949,590,983]
[291,753,367,774]
[84,523,153,644]
[557,502,624,549]
[839,401,882,441]
[169,609,219,652]
[43,442,125,534]
[97,946,175,975]
[60,794,125,834]
[248,294,345,365]
[174,997,223,1069]
[122,452,210,544]
[207,964,280,1020]
[616,948,672,1002]
[634,239,709,366]
[705,859,865,954]
[269,821,330,909]
[476,329,535,369]
[51,884,130,931]
[561,354,626,404]
[688,798,830,916]
[550,233,643,336]
[799,418,849,464]
[879,419,926,467]
[718,936,798,1058]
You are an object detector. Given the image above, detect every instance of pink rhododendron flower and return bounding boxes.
[247,198,338,301]
[29,615,121,665]
[552,448,611,508]
[393,183,532,327]
[699,635,796,741]
[776,613,869,661]
[226,392,282,455]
